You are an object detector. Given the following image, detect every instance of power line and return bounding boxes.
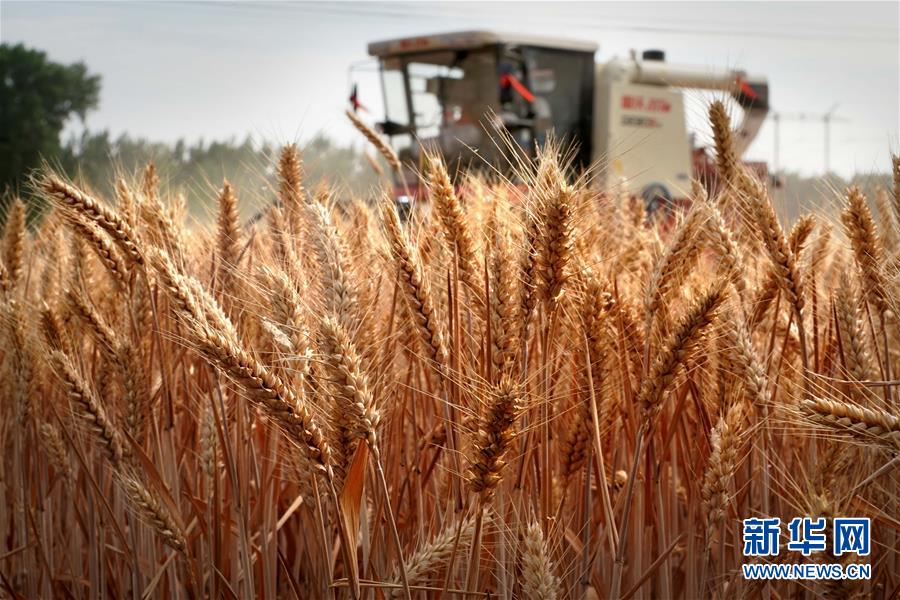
[199,2,898,44]
[269,3,898,44]
[772,107,851,174]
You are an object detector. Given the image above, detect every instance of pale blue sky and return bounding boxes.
[2,1,898,177]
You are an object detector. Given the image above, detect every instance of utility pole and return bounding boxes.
[772,112,780,173]
[823,103,840,175]
[770,108,849,175]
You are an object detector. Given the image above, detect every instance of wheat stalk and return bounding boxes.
[891,154,900,224]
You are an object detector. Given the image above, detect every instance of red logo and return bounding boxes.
[622,95,671,113]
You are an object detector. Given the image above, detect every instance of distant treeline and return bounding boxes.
[55,131,385,220]
[13,129,894,226]
[771,170,894,224]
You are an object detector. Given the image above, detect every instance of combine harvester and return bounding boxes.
[356,30,769,210]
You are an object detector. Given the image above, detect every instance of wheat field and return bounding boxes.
[0,102,898,599]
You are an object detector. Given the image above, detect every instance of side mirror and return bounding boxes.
[377,120,412,136]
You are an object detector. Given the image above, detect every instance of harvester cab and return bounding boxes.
[361,30,769,208]
[366,32,596,172]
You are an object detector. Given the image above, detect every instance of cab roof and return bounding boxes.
[368,30,599,58]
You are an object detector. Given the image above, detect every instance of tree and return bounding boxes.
[0,43,100,194]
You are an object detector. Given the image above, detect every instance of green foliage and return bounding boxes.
[0,43,100,193]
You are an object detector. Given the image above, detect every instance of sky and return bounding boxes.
[2,1,898,178]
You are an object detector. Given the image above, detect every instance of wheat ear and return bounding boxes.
[645,203,708,325]
[834,274,873,388]
[140,161,159,200]
[38,422,75,489]
[873,187,899,250]
[720,315,768,409]
[425,153,482,298]
[801,397,900,452]
[701,401,744,540]
[520,521,560,600]
[380,195,449,374]
[317,316,380,450]
[306,200,359,328]
[148,248,334,476]
[489,227,520,381]
[467,375,522,500]
[2,198,26,290]
[318,313,411,597]
[703,199,747,301]
[277,143,304,234]
[709,101,739,189]
[751,212,816,321]
[746,174,805,316]
[40,174,143,265]
[2,300,34,426]
[639,284,728,418]
[389,513,478,597]
[48,349,129,468]
[66,289,148,441]
[346,109,401,173]
[119,475,187,553]
[38,302,70,355]
[534,165,573,308]
[0,261,9,297]
[562,279,614,479]
[114,177,138,228]
[841,186,888,314]
[216,179,241,289]
[65,213,131,290]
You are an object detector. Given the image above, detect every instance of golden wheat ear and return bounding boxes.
[424,152,482,298]
[709,101,738,189]
[467,375,521,501]
[639,283,728,419]
[39,173,144,265]
[119,475,188,553]
[47,349,129,469]
[520,520,560,600]
[347,109,401,173]
[842,186,888,315]
[531,147,574,309]
[1,198,26,291]
[215,180,241,284]
[701,401,744,541]
[379,192,449,376]
[801,397,900,452]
